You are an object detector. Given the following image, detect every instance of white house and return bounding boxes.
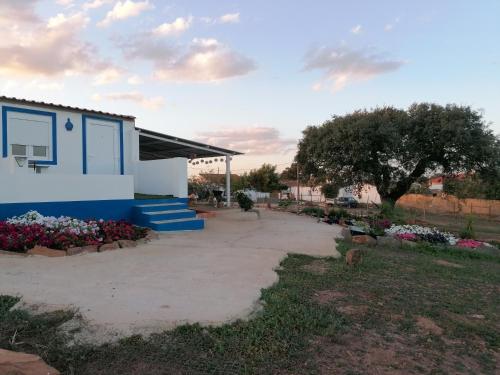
[0,96,241,231]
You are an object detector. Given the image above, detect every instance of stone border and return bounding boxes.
[2,230,160,257]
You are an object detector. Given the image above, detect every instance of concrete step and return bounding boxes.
[134,202,188,214]
[151,217,204,232]
[142,209,196,221]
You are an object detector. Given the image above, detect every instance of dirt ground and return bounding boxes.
[0,209,340,343]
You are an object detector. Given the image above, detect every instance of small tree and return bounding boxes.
[321,182,340,198]
[235,191,254,211]
[247,164,287,192]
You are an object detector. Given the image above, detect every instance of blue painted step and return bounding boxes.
[150,217,205,231]
[132,198,204,231]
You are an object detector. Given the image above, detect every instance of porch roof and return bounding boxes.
[136,127,243,160]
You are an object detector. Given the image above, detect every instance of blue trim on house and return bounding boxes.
[1,106,57,165]
[82,116,87,174]
[0,198,190,224]
[81,114,124,175]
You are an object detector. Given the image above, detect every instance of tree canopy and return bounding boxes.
[245,164,286,192]
[296,103,500,202]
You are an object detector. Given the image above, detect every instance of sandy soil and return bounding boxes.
[0,209,341,343]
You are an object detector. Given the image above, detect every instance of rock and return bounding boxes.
[135,238,150,245]
[145,231,160,241]
[470,314,485,320]
[66,245,98,256]
[434,260,464,269]
[117,240,137,248]
[376,236,400,248]
[351,235,377,247]
[349,225,366,236]
[345,249,363,266]
[416,316,443,336]
[98,242,120,252]
[0,349,60,375]
[341,228,352,242]
[27,246,66,257]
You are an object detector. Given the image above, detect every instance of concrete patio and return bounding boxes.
[0,209,341,343]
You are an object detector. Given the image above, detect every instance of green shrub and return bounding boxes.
[278,200,292,207]
[235,192,254,211]
[321,183,340,199]
[301,207,325,217]
[459,216,476,239]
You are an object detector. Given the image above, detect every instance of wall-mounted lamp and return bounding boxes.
[65,118,74,131]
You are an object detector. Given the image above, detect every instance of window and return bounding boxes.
[32,145,48,157]
[11,144,27,156]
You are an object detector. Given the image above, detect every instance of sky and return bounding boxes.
[1,0,499,176]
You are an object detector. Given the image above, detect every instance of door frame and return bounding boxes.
[82,114,124,175]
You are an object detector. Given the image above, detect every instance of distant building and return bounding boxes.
[280,180,381,204]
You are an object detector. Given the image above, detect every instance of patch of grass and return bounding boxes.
[1,243,499,374]
[0,295,77,370]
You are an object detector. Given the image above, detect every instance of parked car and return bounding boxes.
[334,196,358,208]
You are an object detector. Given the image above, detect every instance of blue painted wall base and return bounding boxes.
[0,198,203,231]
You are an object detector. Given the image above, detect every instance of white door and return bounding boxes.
[87,122,119,174]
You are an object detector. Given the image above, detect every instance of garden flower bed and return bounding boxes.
[385,224,458,245]
[0,211,151,255]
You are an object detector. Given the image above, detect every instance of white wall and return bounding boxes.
[282,186,324,202]
[135,158,188,198]
[0,174,134,203]
[0,100,136,177]
[338,184,381,204]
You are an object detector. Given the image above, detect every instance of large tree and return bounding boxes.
[296,103,499,202]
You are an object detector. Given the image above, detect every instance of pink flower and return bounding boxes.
[456,239,483,248]
[396,233,418,241]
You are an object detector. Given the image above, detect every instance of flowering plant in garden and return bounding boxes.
[0,211,147,253]
[385,224,457,245]
[377,218,392,229]
[395,233,418,241]
[99,220,148,242]
[456,239,483,248]
[7,211,100,237]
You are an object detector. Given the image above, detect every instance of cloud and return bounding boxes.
[153,16,192,36]
[195,127,296,155]
[0,0,40,25]
[219,13,240,24]
[2,78,64,93]
[304,45,405,92]
[384,17,400,32]
[201,12,240,25]
[93,67,123,85]
[56,0,75,7]
[92,92,165,109]
[82,0,113,10]
[0,11,113,77]
[350,24,362,34]
[119,36,256,82]
[127,74,143,84]
[98,0,153,27]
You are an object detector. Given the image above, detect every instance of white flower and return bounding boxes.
[7,211,101,236]
[385,224,457,245]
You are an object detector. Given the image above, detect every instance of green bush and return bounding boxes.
[235,192,254,211]
[278,200,292,207]
[321,183,340,199]
[301,207,325,217]
[459,216,476,239]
